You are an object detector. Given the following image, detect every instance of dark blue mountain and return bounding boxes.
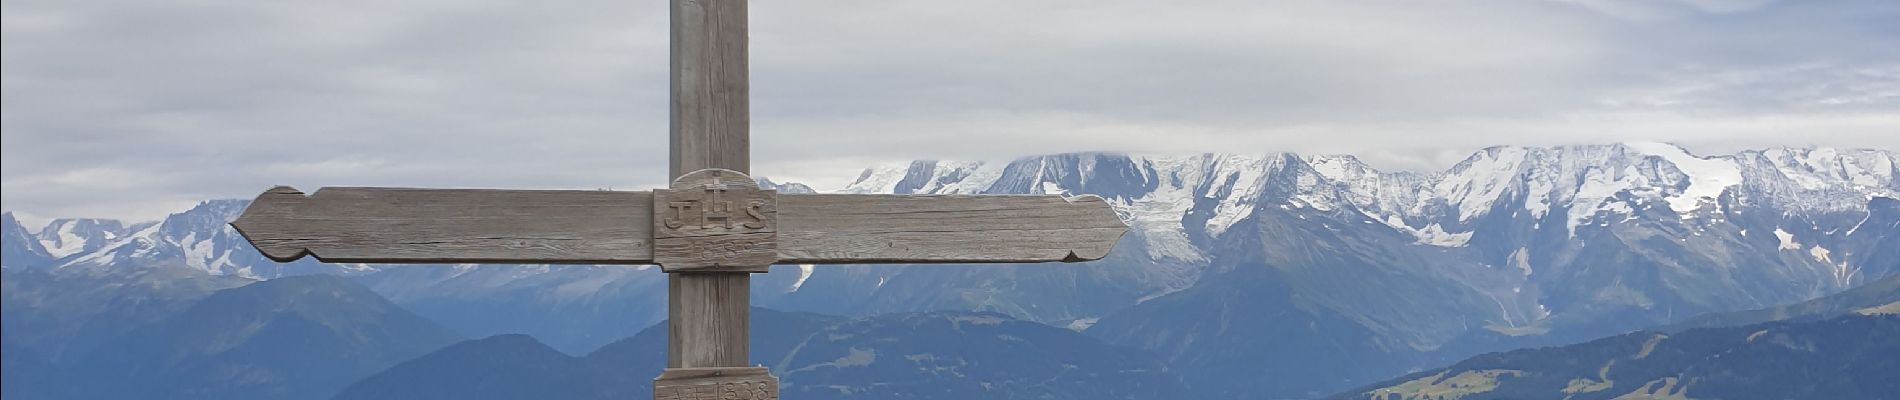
[1,262,249,364]
[334,308,1182,400]
[2,335,64,400]
[1668,272,1900,331]
[1335,272,1900,400]
[330,334,638,400]
[66,275,463,400]
[351,264,668,355]
[1334,314,1900,400]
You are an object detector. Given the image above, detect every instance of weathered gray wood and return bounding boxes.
[228,187,1127,266]
[229,186,653,264]
[653,367,777,400]
[667,273,751,368]
[669,0,754,374]
[671,0,749,177]
[777,193,1127,264]
[654,169,777,272]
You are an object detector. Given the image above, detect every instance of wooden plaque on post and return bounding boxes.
[653,367,779,400]
[653,168,777,273]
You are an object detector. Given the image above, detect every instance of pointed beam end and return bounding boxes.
[231,186,315,262]
[1061,235,1122,262]
[1062,194,1128,262]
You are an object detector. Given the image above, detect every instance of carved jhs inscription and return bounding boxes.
[662,180,768,231]
[653,169,777,272]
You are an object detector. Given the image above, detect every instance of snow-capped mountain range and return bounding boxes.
[828,144,1892,308]
[35,218,138,259]
[4,143,1894,306]
[3,142,1896,397]
[771,142,1898,398]
[845,143,1893,256]
[4,200,361,278]
[3,143,1892,307]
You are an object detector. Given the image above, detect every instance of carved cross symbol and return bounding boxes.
[699,177,735,229]
[226,1,1127,398]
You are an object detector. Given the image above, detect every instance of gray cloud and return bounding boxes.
[4,0,1896,226]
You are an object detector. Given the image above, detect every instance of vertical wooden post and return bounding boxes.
[670,0,749,177]
[668,0,751,370]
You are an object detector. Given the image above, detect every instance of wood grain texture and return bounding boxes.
[668,272,750,368]
[654,169,777,273]
[776,193,1128,264]
[671,0,749,177]
[669,0,755,373]
[229,187,1128,266]
[229,186,653,264]
[653,367,778,400]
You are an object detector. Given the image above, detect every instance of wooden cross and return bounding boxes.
[229,1,1126,399]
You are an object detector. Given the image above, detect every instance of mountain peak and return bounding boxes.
[753,177,817,194]
[1620,141,1745,214]
[36,218,129,259]
[3,211,53,268]
[55,196,356,278]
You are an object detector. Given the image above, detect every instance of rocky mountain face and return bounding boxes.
[3,212,53,269]
[4,143,1894,398]
[756,177,819,194]
[335,308,1182,400]
[800,144,1898,398]
[1085,145,1897,398]
[35,218,133,260]
[29,200,358,278]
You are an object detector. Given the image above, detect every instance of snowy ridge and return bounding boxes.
[1624,142,1744,215]
[10,143,1893,282]
[838,153,1305,262]
[52,199,358,279]
[36,218,130,259]
[1337,143,1897,240]
[835,144,1896,251]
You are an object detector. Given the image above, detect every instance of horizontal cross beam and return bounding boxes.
[230,186,1127,267]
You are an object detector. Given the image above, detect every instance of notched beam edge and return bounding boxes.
[230,186,315,262]
[229,186,658,265]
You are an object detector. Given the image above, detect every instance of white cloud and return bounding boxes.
[3,0,1896,224]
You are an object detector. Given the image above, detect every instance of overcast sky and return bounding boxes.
[3,0,1896,226]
